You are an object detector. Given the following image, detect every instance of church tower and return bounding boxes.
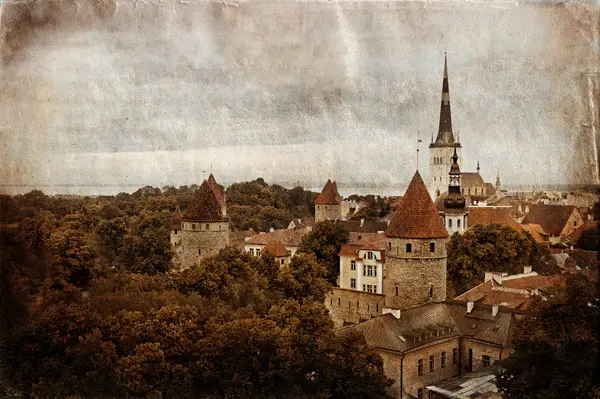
[171,177,230,270]
[429,53,461,200]
[442,148,468,234]
[384,171,449,310]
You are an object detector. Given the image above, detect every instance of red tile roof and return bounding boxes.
[386,171,448,239]
[467,207,519,228]
[207,173,225,204]
[522,204,579,237]
[520,223,550,244]
[263,240,289,257]
[170,205,183,229]
[567,220,599,244]
[315,179,342,205]
[183,179,226,222]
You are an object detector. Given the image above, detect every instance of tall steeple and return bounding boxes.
[431,53,460,148]
[496,169,501,191]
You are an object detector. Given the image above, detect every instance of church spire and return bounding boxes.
[431,53,459,148]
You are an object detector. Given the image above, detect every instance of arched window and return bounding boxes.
[448,219,453,228]
[457,219,461,228]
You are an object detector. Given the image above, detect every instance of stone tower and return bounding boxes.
[385,171,449,309]
[442,148,468,234]
[429,53,462,200]
[315,179,343,222]
[170,177,229,270]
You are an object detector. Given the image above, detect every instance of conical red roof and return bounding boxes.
[170,205,183,229]
[386,171,448,238]
[207,173,225,204]
[183,180,225,222]
[315,179,342,205]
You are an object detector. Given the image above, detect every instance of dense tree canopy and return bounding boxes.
[497,274,600,399]
[447,224,560,296]
[297,220,350,285]
[0,190,392,399]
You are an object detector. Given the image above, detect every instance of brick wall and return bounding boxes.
[325,288,385,328]
[315,204,342,222]
[384,237,448,309]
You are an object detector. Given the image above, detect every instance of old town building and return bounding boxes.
[170,175,230,270]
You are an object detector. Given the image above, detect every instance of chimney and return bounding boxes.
[360,218,365,227]
[484,271,502,284]
[484,272,493,282]
[492,304,499,317]
[467,301,474,313]
[523,266,532,274]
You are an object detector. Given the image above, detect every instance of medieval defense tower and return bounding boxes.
[315,179,343,222]
[384,171,449,309]
[170,174,229,270]
[429,53,461,200]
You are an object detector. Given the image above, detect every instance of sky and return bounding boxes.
[0,0,599,195]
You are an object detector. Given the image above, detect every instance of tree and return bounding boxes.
[576,225,600,251]
[297,220,349,284]
[447,224,553,296]
[497,274,600,399]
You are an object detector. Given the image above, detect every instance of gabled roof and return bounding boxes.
[335,219,389,233]
[339,233,388,259]
[522,204,579,236]
[520,223,550,244]
[467,207,520,228]
[207,173,225,205]
[263,240,289,257]
[567,220,599,244]
[386,171,448,239]
[183,180,225,222]
[315,179,342,205]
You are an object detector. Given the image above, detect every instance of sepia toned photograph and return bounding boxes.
[0,0,599,397]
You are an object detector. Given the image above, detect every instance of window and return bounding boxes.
[363,265,367,276]
[395,286,399,296]
[441,352,446,368]
[249,248,255,256]
[256,249,261,256]
[429,285,434,298]
[417,359,423,376]
[363,284,366,292]
[351,260,356,271]
[406,243,412,253]
[388,242,392,250]
[366,285,374,293]
[448,219,453,228]
[280,259,285,266]
[482,355,491,367]
[457,219,461,228]
[417,388,423,399]
[367,265,374,277]
[198,248,202,255]
[366,251,374,260]
[191,223,196,230]
[350,278,356,288]
[453,348,458,364]
[373,266,377,277]
[574,220,578,227]
[429,355,435,372]
[373,285,377,293]
[174,230,178,235]
[430,242,435,253]
[205,223,209,230]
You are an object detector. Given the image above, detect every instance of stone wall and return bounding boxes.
[325,288,385,328]
[171,221,229,270]
[385,237,448,309]
[428,146,461,199]
[401,337,461,398]
[460,338,507,373]
[315,204,342,222]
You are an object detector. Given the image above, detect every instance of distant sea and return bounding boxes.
[1,183,598,197]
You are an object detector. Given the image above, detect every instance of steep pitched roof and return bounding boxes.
[315,179,342,205]
[567,220,599,244]
[170,205,183,229]
[386,171,448,238]
[335,219,389,233]
[263,240,289,257]
[522,204,579,236]
[467,207,520,228]
[207,173,225,204]
[520,223,550,244]
[183,180,225,222]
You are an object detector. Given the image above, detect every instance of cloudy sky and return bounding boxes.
[0,0,598,195]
